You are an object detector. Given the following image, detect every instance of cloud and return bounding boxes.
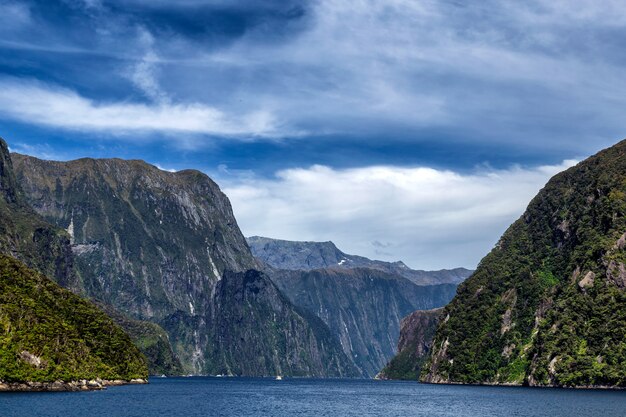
[222,160,578,270]
[0,78,278,137]
[0,0,625,159]
[0,0,625,155]
[124,29,170,104]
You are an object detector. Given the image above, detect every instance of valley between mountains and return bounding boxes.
[4,136,626,390]
[0,137,470,389]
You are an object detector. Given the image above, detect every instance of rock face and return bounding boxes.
[247,236,472,285]
[191,269,357,377]
[270,267,457,377]
[13,155,259,319]
[13,153,356,377]
[0,140,79,291]
[422,139,626,388]
[378,309,443,380]
[0,254,148,388]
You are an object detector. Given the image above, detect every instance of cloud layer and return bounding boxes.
[0,0,624,157]
[223,160,577,270]
[0,78,277,136]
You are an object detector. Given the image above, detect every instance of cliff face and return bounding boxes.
[192,269,357,377]
[378,309,443,380]
[0,254,148,387]
[13,154,356,377]
[13,154,258,319]
[247,236,472,285]
[0,141,79,291]
[0,138,180,377]
[271,267,457,377]
[422,139,626,388]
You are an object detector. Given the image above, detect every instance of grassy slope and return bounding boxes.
[0,254,148,383]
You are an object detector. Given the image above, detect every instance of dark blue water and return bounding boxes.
[1,378,625,417]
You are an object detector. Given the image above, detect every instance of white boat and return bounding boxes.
[275,376,283,381]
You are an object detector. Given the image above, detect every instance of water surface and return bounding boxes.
[1,377,625,417]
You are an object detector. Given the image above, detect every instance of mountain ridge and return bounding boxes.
[247,236,472,286]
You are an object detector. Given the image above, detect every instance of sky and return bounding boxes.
[0,0,625,269]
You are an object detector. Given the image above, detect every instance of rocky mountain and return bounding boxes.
[270,268,457,377]
[377,309,443,380]
[247,236,472,285]
[0,253,147,390]
[422,139,626,388]
[13,153,356,377]
[187,269,357,377]
[0,137,180,377]
[13,155,259,319]
[0,140,79,291]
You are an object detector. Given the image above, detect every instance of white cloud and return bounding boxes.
[222,160,578,270]
[0,78,278,137]
[125,28,170,104]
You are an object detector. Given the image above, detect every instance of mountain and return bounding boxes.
[377,309,443,380]
[422,139,626,388]
[13,155,259,319]
[271,268,456,377]
[0,140,79,291]
[247,236,472,285]
[190,269,357,377]
[13,153,356,377]
[0,254,147,391]
[0,137,177,380]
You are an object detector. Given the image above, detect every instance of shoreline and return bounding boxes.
[0,378,148,392]
[413,379,626,391]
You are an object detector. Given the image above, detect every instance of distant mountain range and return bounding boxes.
[247,236,472,286]
[247,236,469,377]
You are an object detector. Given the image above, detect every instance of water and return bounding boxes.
[1,377,625,417]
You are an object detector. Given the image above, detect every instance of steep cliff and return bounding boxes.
[271,267,456,377]
[13,154,258,319]
[0,254,147,389]
[0,137,180,378]
[0,140,79,291]
[422,139,626,388]
[378,309,443,380]
[188,269,357,377]
[13,154,356,376]
[247,236,472,285]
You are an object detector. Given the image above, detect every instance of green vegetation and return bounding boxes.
[381,347,428,380]
[0,254,148,382]
[378,309,442,380]
[422,139,626,387]
[97,303,183,376]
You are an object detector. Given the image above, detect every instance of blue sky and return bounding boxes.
[0,0,625,269]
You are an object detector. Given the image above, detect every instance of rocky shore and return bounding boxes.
[0,378,148,392]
